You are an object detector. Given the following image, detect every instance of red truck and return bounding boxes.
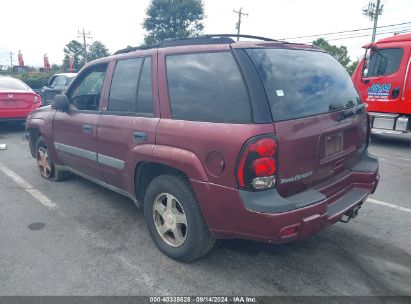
[352,33,411,133]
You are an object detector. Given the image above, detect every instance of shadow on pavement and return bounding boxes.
[0,121,26,135]
[371,133,411,149]
[215,227,411,295]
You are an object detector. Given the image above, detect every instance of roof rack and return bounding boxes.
[114,34,281,55]
[198,34,280,42]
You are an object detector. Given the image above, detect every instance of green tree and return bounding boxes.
[313,38,351,69]
[143,0,205,44]
[51,64,62,72]
[347,59,359,76]
[88,41,110,61]
[63,40,85,72]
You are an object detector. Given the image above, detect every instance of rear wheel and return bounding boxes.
[144,174,215,262]
[35,137,71,181]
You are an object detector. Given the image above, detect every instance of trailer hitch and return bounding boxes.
[340,204,362,223]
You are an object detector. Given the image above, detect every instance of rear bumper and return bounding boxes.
[0,105,40,121]
[192,151,379,243]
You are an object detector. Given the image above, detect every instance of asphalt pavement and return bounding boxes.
[0,121,410,297]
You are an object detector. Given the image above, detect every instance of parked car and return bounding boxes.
[26,34,379,262]
[352,33,411,134]
[0,76,41,122]
[39,73,76,106]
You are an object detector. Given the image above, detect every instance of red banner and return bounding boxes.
[43,53,50,71]
[18,50,24,66]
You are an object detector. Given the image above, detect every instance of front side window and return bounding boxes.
[108,58,143,112]
[166,52,251,123]
[69,64,107,111]
[247,48,361,121]
[366,48,403,77]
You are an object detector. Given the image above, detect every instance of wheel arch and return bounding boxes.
[134,161,190,203]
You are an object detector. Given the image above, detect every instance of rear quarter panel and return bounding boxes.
[156,44,275,187]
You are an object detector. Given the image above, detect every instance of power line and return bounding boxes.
[315,25,411,41]
[281,21,411,40]
[363,0,384,42]
[77,28,92,63]
[9,51,14,68]
[327,29,411,41]
[305,28,411,43]
[233,8,248,42]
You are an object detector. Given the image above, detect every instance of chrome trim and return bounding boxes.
[54,142,125,170]
[402,57,411,101]
[98,154,125,170]
[371,129,403,135]
[54,142,97,161]
[56,165,140,207]
[368,112,399,118]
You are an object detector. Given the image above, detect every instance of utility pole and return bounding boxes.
[9,51,14,68]
[77,28,92,63]
[363,0,384,42]
[233,8,248,41]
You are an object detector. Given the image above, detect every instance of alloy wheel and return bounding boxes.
[152,193,188,247]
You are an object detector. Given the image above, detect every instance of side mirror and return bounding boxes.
[51,94,69,112]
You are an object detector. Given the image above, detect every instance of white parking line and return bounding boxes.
[367,198,411,213]
[0,163,57,210]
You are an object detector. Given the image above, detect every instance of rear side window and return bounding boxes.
[136,57,154,115]
[109,58,143,112]
[366,48,403,77]
[247,48,361,121]
[166,52,251,123]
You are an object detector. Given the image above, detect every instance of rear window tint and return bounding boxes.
[366,48,403,77]
[109,58,143,112]
[166,52,251,123]
[0,77,30,91]
[247,48,361,121]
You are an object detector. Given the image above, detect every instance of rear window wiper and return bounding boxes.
[338,103,365,121]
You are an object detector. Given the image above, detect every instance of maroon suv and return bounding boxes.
[26,35,379,262]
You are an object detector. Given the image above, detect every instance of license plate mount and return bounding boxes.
[325,132,343,157]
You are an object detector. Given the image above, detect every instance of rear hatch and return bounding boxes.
[0,77,37,112]
[246,48,368,197]
[0,92,37,110]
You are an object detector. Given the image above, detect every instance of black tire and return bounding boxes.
[143,174,215,262]
[35,136,71,181]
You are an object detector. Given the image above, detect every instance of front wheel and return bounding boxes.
[144,174,215,262]
[35,136,71,181]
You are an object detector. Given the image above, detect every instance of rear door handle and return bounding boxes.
[133,131,147,141]
[83,124,93,134]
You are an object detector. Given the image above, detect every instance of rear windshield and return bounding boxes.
[0,77,30,92]
[246,48,361,121]
[65,76,75,86]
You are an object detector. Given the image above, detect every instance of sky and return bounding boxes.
[0,0,410,67]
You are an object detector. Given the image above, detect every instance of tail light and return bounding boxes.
[34,94,41,103]
[236,136,278,191]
